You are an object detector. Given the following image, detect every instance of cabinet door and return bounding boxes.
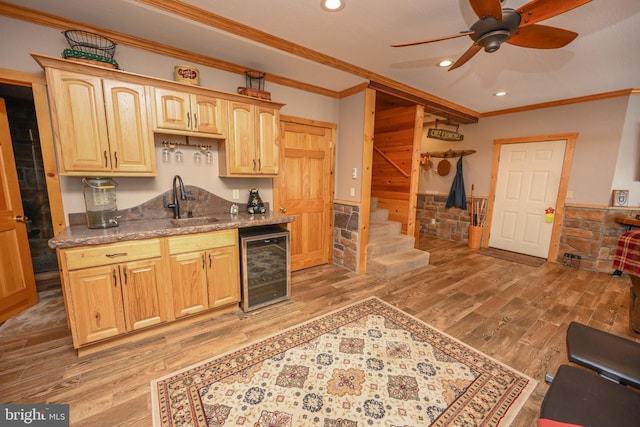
[119,258,165,331]
[225,101,256,174]
[193,95,226,137]
[169,251,209,317]
[103,80,156,174]
[207,246,240,308]
[68,265,126,346]
[47,69,111,173]
[153,88,191,132]
[255,106,280,174]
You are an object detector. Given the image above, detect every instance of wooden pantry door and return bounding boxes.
[0,98,38,322]
[274,116,335,271]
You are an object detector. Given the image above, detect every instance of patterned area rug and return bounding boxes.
[151,297,536,427]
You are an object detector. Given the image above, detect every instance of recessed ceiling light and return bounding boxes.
[438,60,453,67]
[321,0,345,12]
[494,91,508,97]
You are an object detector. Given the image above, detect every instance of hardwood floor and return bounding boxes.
[0,236,637,426]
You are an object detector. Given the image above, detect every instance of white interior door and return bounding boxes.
[489,140,566,258]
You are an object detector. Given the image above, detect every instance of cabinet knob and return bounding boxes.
[280,206,287,213]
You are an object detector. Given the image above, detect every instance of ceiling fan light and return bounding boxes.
[476,30,511,53]
[438,59,453,67]
[321,0,345,12]
[494,91,508,97]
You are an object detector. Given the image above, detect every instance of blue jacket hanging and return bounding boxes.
[446,157,467,210]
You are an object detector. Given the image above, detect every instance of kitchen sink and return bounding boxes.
[170,216,219,227]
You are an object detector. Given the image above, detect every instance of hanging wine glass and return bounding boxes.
[194,146,202,164]
[174,144,183,163]
[162,141,170,163]
[205,145,213,164]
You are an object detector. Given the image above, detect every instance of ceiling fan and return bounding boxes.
[391,0,592,71]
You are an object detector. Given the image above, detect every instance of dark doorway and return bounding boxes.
[0,83,58,274]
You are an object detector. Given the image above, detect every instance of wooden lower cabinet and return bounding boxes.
[120,258,166,331]
[61,239,167,347]
[167,229,240,318]
[208,246,240,308]
[67,265,127,346]
[68,257,165,346]
[169,251,209,317]
[59,230,240,351]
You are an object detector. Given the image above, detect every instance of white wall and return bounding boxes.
[612,96,640,205]
[0,17,341,219]
[335,92,365,202]
[419,96,633,206]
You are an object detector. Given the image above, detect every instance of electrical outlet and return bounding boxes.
[232,189,240,200]
[566,190,573,199]
[350,187,355,197]
[431,218,436,224]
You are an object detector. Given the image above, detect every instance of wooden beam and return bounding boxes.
[358,88,376,273]
[368,81,478,124]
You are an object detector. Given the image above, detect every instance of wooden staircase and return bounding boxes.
[366,197,430,279]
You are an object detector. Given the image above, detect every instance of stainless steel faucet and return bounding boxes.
[166,175,194,219]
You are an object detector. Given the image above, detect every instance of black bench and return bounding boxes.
[566,321,640,388]
[540,322,640,427]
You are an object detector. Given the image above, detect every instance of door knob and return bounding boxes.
[280,206,287,213]
[14,215,28,223]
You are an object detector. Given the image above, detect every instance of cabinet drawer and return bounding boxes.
[167,229,237,255]
[63,239,162,270]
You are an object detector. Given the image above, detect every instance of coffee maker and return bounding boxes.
[82,177,119,229]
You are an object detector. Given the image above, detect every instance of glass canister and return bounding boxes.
[82,177,119,229]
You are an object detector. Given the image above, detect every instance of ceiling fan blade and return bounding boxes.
[507,24,578,49]
[517,0,592,27]
[469,0,503,20]
[448,44,482,71]
[391,31,473,48]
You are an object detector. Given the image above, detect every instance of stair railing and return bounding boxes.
[373,146,410,178]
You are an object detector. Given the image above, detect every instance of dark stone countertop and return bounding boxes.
[50,185,292,249]
[49,211,294,249]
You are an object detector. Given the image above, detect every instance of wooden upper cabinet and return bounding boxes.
[47,69,111,173]
[102,80,156,174]
[194,95,226,135]
[45,69,156,176]
[219,101,280,176]
[255,106,279,175]
[152,87,227,138]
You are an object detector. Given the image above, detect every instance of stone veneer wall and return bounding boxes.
[416,194,639,273]
[333,202,360,272]
[558,206,638,272]
[416,194,480,243]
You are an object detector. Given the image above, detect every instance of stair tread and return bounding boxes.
[368,234,414,245]
[370,249,429,265]
[367,249,430,279]
[369,221,402,229]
